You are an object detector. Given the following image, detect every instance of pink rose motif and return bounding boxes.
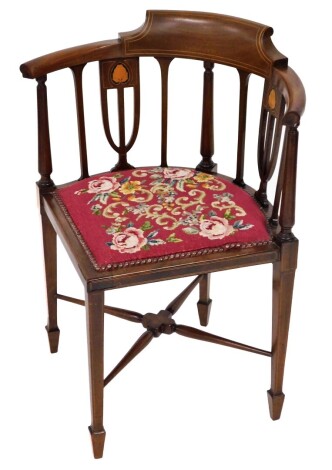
[111,227,147,254]
[199,216,234,240]
[163,168,195,180]
[88,177,120,194]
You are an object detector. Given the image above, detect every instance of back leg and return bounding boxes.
[41,207,59,353]
[197,273,212,326]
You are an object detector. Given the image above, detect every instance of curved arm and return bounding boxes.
[273,66,306,126]
[20,39,122,79]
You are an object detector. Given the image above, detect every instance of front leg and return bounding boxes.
[268,241,298,420]
[41,207,59,353]
[86,289,106,458]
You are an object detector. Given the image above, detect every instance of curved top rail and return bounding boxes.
[21,10,289,80]
[120,10,288,77]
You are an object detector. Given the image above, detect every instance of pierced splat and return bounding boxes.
[255,81,285,207]
[100,58,140,171]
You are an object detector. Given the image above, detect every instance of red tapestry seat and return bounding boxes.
[56,167,271,271]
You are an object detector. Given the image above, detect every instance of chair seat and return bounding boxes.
[55,167,271,271]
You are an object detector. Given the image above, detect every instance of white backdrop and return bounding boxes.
[1,1,329,468]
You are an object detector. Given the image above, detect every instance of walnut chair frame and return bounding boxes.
[20,11,305,458]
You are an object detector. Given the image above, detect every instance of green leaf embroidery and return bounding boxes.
[91,205,102,215]
[166,233,183,243]
[224,209,235,220]
[141,221,153,231]
[177,180,185,191]
[106,227,114,234]
[182,227,200,235]
[106,225,124,234]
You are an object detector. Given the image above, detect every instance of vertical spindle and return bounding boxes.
[197,61,216,173]
[157,58,173,167]
[278,126,298,241]
[234,70,250,186]
[71,64,89,179]
[36,75,54,188]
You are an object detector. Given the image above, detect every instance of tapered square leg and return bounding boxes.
[197,273,212,326]
[89,426,106,459]
[268,241,298,420]
[45,326,60,354]
[86,290,106,459]
[267,390,285,420]
[41,208,59,353]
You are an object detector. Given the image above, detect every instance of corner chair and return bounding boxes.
[20,10,305,458]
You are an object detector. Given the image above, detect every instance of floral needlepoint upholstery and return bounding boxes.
[55,167,271,270]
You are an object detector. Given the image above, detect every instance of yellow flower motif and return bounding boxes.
[163,202,175,211]
[120,180,141,194]
[194,173,214,183]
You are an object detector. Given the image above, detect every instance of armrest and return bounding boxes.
[20,39,122,79]
[274,66,306,126]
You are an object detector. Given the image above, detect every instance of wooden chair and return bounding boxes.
[20,10,305,458]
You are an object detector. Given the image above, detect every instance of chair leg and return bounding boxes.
[268,241,298,420]
[86,290,106,459]
[197,273,212,326]
[41,209,60,353]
